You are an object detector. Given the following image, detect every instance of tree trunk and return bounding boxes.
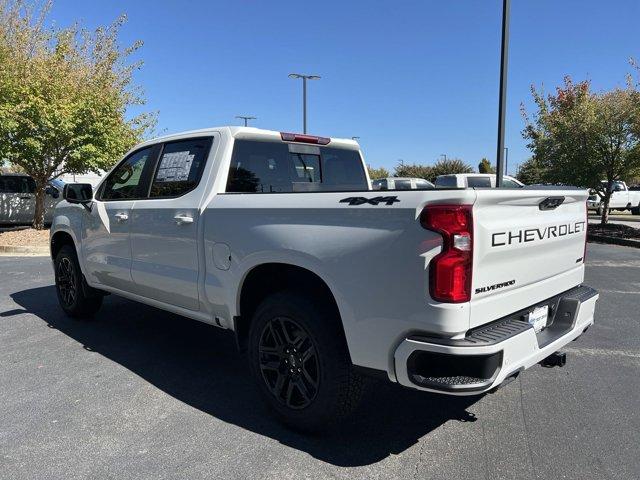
[32,181,46,230]
[600,192,611,225]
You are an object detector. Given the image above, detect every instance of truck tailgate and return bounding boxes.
[470,189,588,328]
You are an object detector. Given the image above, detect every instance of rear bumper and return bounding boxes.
[394,285,598,395]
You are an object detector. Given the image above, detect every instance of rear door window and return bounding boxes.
[226,140,367,193]
[0,176,35,193]
[0,176,20,193]
[150,137,213,198]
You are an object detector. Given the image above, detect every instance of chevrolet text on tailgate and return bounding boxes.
[50,127,598,430]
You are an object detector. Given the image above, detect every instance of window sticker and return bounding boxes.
[156,151,195,182]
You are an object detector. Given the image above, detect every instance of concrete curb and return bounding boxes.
[0,245,50,255]
[587,234,640,249]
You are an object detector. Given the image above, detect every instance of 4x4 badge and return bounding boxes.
[340,196,400,206]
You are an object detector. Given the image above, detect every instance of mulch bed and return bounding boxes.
[0,228,50,247]
[588,223,640,240]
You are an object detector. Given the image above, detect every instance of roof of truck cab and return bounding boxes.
[134,126,360,150]
[437,173,523,184]
[439,173,519,179]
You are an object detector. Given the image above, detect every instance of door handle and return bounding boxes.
[174,214,194,225]
[114,212,129,222]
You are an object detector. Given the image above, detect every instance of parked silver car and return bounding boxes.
[0,174,64,225]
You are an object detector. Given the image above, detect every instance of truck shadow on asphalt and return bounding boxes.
[8,285,480,467]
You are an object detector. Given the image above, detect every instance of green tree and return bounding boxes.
[367,165,389,179]
[522,76,640,224]
[393,162,433,180]
[0,0,156,229]
[516,157,547,185]
[478,158,495,174]
[1,161,23,174]
[429,158,473,182]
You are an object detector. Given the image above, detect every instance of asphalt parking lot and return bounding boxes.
[1,243,639,480]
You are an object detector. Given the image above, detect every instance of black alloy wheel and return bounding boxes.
[258,316,320,409]
[56,256,77,308]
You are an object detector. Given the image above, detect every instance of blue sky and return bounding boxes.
[48,0,639,174]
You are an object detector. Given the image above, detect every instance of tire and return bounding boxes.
[248,290,364,432]
[54,244,103,318]
[632,204,640,215]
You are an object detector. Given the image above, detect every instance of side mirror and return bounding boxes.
[45,186,60,199]
[63,183,93,203]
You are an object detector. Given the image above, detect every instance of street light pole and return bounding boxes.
[504,147,509,175]
[440,154,447,162]
[288,73,321,133]
[303,77,307,133]
[495,0,510,188]
[235,115,256,127]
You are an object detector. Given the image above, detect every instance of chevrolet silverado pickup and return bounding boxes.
[50,127,598,430]
[591,181,640,215]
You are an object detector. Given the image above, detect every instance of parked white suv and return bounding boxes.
[0,174,64,225]
[50,127,598,430]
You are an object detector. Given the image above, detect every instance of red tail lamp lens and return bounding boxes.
[421,205,473,303]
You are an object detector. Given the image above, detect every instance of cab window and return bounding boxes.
[435,176,457,188]
[101,147,154,200]
[503,178,522,188]
[394,179,412,190]
[0,176,35,194]
[466,176,492,188]
[226,140,367,193]
[372,179,388,190]
[149,138,213,198]
[415,179,434,190]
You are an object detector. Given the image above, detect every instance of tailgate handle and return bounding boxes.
[539,196,565,211]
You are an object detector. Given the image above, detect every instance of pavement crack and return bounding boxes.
[481,420,490,480]
[518,377,536,477]
[412,437,425,480]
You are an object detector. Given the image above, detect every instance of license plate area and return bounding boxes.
[527,305,549,334]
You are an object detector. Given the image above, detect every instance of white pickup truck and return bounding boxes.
[592,181,640,215]
[50,127,598,430]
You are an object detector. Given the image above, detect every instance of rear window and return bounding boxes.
[503,178,522,189]
[372,179,388,190]
[226,140,367,193]
[394,179,412,190]
[466,176,492,188]
[435,175,457,188]
[415,179,434,190]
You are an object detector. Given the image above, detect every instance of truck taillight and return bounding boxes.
[420,205,473,303]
